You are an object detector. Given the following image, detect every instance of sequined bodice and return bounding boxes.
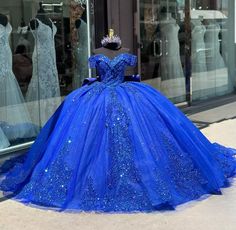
[89,53,137,86]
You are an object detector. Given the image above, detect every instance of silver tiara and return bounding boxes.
[101,35,122,47]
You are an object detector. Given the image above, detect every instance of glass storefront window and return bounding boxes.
[0,0,94,153]
[138,0,236,104]
[190,0,235,101]
[139,0,188,104]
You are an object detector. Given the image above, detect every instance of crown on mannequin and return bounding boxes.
[101,29,122,49]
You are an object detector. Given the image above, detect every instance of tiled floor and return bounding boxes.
[0,119,235,230]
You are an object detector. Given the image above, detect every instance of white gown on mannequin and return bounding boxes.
[72,19,89,89]
[205,23,225,70]
[191,20,209,100]
[0,23,37,141]
[159,18,185,101]
[26,18,61,126]
[204,23,228,96]
[191,21,207,73]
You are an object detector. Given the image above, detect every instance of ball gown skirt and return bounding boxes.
[0,53,235,213]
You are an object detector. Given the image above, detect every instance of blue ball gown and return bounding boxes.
[0,53,236,212]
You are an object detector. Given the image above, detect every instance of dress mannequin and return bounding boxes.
[158,12,185,102]
[0,14,37,141]
[26,2,61,126]
[204,20,228,96]
[93,28,129,58]
[191,19,206,73]
[72,18,89,89]
[0,14,8,27]
[0,24,10,148]
[191,18,209,100]
[83,29,139,84]
[191,18,207,74]
[204,21,225,71]
[94,47,129,58]
[29,2,52,30]
[92,29,133,81]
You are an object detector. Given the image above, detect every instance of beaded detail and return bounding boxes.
[160,131,208,199]
[89,53,137,86]
[105,90,151,210]
[16,144,73,207]
[80,90,152,211]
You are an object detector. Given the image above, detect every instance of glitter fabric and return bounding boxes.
[0,53,236,212]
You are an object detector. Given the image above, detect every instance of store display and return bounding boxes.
[159,13,186,100]
[204,22,228,96]
[191,19,209,99]
[26,8,61,126]
[72,19,89,89]
[0,14,38,141]
[205,22,225,71]
[191,19,207,73]
[0,0,88,150]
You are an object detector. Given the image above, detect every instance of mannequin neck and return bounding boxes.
[93,47,130,59]
[191,19,202,27]
[0,14,8,26]
[36,14,52,28]
[160,13,175,23]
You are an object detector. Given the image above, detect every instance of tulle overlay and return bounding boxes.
[0,54,235,212]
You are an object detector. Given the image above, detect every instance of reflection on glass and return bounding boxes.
[0,0,92,151]
[191,17,208,99]
[139,0,235,103]
[139,0,186,103]
[26,8,61,127]
[190,0,233,101]
[72,17,89,89]
[158,9,186,102]
[0,14,38,148]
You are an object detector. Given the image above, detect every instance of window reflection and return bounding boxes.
[139,0,235,103]
[0,0,93,151]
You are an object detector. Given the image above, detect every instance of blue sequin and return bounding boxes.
[15,143,73,207]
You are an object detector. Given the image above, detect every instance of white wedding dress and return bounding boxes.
[72,19,89,89]
[205,23,225,70]
[204,23,228,96]
[191,21,209,100]
[26,18,61,126]
[158,20,186,102]
[0,23,37,142]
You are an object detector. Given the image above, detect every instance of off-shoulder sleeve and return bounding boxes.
[126,54,137,67]
[88,55,98,68]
